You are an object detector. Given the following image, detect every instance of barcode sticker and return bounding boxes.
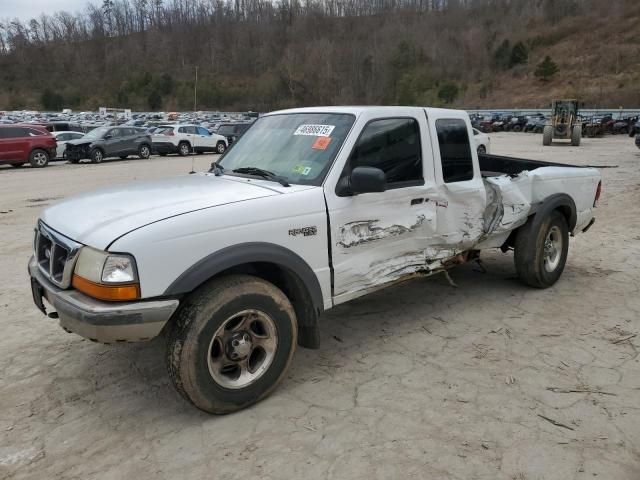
[294,124,335,137]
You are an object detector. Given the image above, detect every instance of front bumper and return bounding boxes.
[65,145,91,161]
[28,257,179,343]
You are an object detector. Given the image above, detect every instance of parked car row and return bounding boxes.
[0,123,236,169]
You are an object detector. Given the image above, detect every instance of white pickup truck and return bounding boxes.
[29,106,601,413]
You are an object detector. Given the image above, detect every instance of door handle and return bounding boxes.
[410,198,424,205]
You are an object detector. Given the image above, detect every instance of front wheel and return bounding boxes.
[29,149,49,168]
[166,274,297,414]
[477,145,486,155]
[216,141,226,154]
[90,148,104,163]
[514,211,569,288]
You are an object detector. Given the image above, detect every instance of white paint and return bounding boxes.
[37,106,601,315]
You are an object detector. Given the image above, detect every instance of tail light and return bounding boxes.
[594,181,602,207]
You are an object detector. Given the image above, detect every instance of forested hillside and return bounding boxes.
[1,0,639,111]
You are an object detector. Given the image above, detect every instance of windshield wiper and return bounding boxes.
[232,167,290,187]
[210,161,225,176]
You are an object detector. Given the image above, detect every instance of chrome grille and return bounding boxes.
[34,221,82,288]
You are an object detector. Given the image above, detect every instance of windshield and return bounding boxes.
[83,126,109,139]
[218,113,355,186]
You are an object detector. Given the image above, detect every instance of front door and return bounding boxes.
[104,128,124,156]
[325,114,439,304]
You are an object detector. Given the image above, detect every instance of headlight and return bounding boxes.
[102,256,137,283]
[72,247,140,301]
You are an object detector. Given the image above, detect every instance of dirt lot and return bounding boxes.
[1,134,639,480]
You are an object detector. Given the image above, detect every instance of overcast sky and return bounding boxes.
[0,0,90,21]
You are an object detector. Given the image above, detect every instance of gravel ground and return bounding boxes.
[1,133,639,480]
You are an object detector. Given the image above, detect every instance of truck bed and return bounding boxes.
[476,153,600,247]
[478,153,585,177]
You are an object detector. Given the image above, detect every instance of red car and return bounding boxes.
[0,124,57,168]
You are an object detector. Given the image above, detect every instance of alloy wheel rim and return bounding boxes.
[34,152,47,166]
[543,225,562,272]
[207,309,277,389]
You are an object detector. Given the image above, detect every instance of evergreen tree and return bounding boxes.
[534,56,559,81]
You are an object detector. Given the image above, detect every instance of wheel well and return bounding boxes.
[501,202,576,252]
[553,205,573,229]
[188,262,320,349]
[178,140,191,147]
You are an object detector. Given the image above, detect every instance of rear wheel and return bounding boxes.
[514,211,569,288]
[138,144,151,159]
[29,149,49,168]
[543,126,553,146]
[90,148,104,163]
[166,274,297,414]
[178,142,191,156]
[571,125,582,146]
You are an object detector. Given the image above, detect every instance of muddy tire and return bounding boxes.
[166,274,297,414]
[542,126,553,146]
[571,125,582,146]
[514,211,569,288]
[178,142,191,156]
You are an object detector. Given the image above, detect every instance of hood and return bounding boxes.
[66,138,93,146]
[40,173,283,249]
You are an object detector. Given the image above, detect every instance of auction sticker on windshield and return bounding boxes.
[294,124,335,137]
[312,137,332,150]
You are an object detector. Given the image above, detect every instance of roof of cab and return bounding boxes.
[266,106,467,118]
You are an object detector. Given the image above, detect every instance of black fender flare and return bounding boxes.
[164,243,324,348]
[528,193,577,232]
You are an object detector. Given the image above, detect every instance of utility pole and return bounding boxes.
[194,66,198,113]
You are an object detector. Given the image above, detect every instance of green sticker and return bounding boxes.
[293,165,312,175]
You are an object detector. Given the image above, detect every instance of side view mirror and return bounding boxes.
[337,166,386,196]
[104,134,113,140]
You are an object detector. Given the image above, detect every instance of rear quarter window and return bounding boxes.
[435,119,474,183]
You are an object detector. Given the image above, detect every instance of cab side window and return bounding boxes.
[436,119,474,183]
[348,118,422,187]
